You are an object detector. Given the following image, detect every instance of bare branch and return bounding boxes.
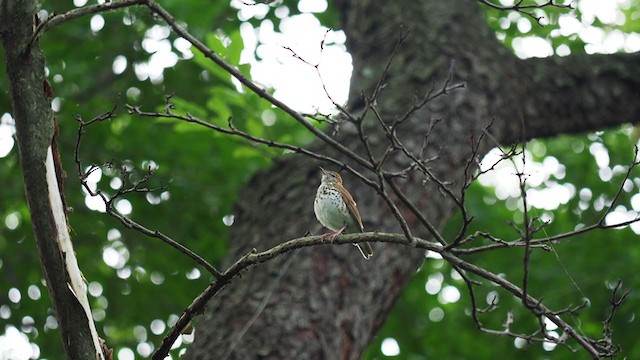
[143,0,374,171]
[125,104,382,193]
[457,146,640,254]
[27,0,145,51]
[386,176,448,246]
[595,280,629,357]
[74,111,223,279]
[141,227,608,359]
[282,29,354,118]
[476,0,573,25]
[152,232,441,359]
[439,249,601,358]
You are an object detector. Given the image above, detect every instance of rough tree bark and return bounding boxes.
[0,1,105,359]
[185,1,640,359]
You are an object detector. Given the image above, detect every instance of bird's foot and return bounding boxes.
[327,226,346,243]
[320,226,346,243]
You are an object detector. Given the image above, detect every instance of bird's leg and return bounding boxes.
[327,225,346,243]
[319,225,346,242]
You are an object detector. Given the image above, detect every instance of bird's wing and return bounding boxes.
[337,183,364,232]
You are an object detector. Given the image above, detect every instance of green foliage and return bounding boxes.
[366,2,640,359]
[2,0,639,359]
[0,0,321,358]
[366,130,640,359]
[481,0,639,57]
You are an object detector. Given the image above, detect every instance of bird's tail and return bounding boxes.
[354,242,373,259]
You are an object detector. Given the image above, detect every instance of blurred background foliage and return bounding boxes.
[1,0,639,359]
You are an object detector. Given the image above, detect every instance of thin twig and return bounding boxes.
[144,0,373,172]
[74,111,223,278]
[386,176,447,246]
[126,104,381,193]
[476,0,573,25]
[26,0,145,52]
[456,147,640,254]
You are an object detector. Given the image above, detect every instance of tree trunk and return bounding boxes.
[1,2,105,359]
[186,1,640,359]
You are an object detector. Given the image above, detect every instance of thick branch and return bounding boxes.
[501,52,640,144]
[159,230,603,359]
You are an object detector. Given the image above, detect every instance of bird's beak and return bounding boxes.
[319,167,327,175]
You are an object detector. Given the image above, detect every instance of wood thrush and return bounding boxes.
[314,167,374,259]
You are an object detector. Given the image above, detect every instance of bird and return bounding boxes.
[314,167,374,259]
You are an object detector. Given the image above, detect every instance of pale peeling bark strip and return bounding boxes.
[45,147,105,360]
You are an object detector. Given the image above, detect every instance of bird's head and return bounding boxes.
[319,167,343,185]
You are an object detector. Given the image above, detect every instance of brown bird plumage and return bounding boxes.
[314,168,374,259]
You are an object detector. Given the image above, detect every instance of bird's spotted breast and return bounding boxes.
[314,184,353,232]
